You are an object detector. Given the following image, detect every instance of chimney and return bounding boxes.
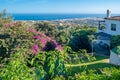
[106,9,111,18]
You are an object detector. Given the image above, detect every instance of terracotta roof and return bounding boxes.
[105,16,120,21]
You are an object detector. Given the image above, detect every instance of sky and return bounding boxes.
[0,0,120,14]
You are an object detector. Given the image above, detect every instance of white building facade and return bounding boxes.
[97,10,120,65]
[110,50,120,65]
[98,19,120,36]
[97,10,120,47]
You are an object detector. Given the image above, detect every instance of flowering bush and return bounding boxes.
[0,10,65,80]
[31,44,39,55]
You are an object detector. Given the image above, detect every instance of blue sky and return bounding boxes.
[0,0,120,13]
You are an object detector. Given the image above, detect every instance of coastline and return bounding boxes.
[14,17,104,21]
[15,17,104,27]
[12,13,105,21]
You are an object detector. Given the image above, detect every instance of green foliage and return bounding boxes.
[101,68,120,80]
[44,41,56,51]
[52,67,120,80]
[0,52,34,80]
[72,68,120,80]
[0,9,120,80]
[53,75,65,80]
[0,9,12,27]
[111,46,120,55]
[111,35,120,49]
[74,70,104,80]
[34,21,97,49]
[34,22,57,36]
[43,51,66,79]
[0,51,66,80]
[30,52,46,80]
[0,10,66,80]
[64,46,95,65]
[69,28,96,52]
[34,22,70,45]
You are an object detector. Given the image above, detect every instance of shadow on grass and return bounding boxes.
[66,62,118,76]
[94,54,109,61]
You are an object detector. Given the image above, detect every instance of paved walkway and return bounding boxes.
[66,58,110,67]
[103,59,109,63]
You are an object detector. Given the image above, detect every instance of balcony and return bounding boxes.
[98,21,105,32]
[98,25,105,30]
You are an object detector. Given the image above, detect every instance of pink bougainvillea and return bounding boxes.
[42,45,46,51]
[13,22,17,26]
[29,27,37,34]
[50,39,58,47]
[5,21,63,55]
[56,45,63,51]
[5,23,11,28]
[37,32,46,37]
[31,28,63,54]
[33,35,41,41]
[46,36,51,41]
[40,38,47,44]
[31,44,39,55]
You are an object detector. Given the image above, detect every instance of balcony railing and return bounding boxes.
[98,26,105,30]
[98,21,105,30]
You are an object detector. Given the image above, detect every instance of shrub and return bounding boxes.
[0,10,66,80]
[69,29,96,52]
[111,35,120,49]
[53,75,65,80]
[0,52,34,80]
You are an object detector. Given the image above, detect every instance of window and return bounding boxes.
[111,24,116,31]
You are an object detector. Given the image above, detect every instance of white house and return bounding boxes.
[97,10,120,47]
[110,46,120,65]
[97,10,120,65]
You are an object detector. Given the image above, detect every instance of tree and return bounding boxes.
[68,28,96,52]
[111,35,120,49]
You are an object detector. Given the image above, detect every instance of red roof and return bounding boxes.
[105,16,120,21]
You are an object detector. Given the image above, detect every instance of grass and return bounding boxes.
[65,55,118,76]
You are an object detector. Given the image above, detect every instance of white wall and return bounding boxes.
[98,29,104,33]
[110,51,120,65]
[104,20,120,35]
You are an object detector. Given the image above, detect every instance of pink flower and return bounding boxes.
[37,32,47,37]
[42,45,46,51]
[29,27,37,33]
[51,39,58,47]
[13,22,17,26]
[34,35,41,41]
[31,44,39,55]
[5,23,10,28]
[56,45,63,51]
[46,36,51,41]
[40,38,47,44]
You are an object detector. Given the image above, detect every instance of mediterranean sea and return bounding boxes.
[11,14,119,21]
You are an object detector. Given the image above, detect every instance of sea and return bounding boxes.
[11,14,120,21]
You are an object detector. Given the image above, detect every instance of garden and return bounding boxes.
[0,10,120,80]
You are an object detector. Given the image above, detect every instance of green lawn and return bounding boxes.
[66,55,118,76]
